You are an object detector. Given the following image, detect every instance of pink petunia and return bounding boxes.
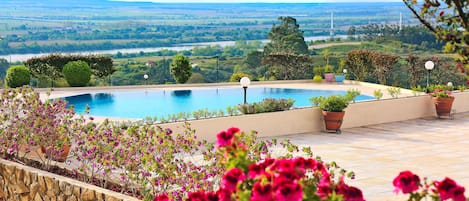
[392,171,420,194]
[216,131,234,147]
[275,182,303,201]
[221,168,246,192]
[435,177,467,201]
[251,182,274,201]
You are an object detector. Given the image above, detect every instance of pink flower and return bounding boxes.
[337,179,365,201]
[187,191,206,201]
[275,182,302,201]
[205,192,219,201]
[317,172,332,199]
[393,171,420,194]
[153,194,171,201]
[226,127,240,135]
[435,177,467,201]
[216,188,232,201]
[222,168,246,192]
[216,131,234,147]
[248,163,265,179]
[251,182,274,201]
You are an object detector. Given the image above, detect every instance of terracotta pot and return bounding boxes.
[431,97,454,117]
[40,144,71,163]
[322,111,345,131]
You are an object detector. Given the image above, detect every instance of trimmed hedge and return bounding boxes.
[62,61,91,87]
[5,65,30,88]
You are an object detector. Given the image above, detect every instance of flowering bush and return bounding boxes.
[393,170,467,201]
[431,89,453,98]
[155,127,363,201]
[0,87,88,170]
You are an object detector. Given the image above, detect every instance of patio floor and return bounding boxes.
[267,112,469,201]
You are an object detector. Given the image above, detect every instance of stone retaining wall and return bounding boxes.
[0,159,140,201]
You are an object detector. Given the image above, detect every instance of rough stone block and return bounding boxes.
[5,165,15,176]
[47,190,57,201]
[72,186,81,198]
[96,191,105,201]
[105,195,123,201]
[44,177,59,194]
[20,194,29,201]
[64,185,72,196]
[30,182,39,198]
[58,180,68,192]
[34,193,44,201]
[38,176,47,193]
[13,182,29,194]
[15,168,24,183]
[66,195,77,201]
[57,195,66,201]
[80,189,96,201]
[23,171,31,186]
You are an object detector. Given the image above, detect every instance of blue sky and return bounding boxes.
[118,0,401,2]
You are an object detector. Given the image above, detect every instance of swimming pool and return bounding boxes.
[63,87,374,118]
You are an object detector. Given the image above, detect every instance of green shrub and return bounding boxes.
[5,65,30,88]
[309,95,352,112]
[387,87,401,98]
[373,89,383,100]
[62,61,91,87]
[313,67,325,76]
[229,72,250,82]
[238,98,295,114]
[345,88,361,102]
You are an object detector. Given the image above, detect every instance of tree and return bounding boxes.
[405,54,425,87]
[345,50,374,81]
[170,55,192,84]
[370,52,399,85]
[62,61,91,87]
[264,16,309,55]
[403,0,469,63]
[5,65,30,88]
[0,58,9,79]
[322,49,331,66]
[262,52,313,80]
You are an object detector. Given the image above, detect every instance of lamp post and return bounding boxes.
[240,77,251,104]
[144,74,149,85]
[447,82,453,88]
[425,61,434,93]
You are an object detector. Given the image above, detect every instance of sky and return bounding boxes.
[118,0,402,3]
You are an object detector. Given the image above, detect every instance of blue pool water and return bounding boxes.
[63,87,374,118]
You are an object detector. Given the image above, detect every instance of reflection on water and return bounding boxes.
[64,94,93,103]
[171,90,192,97]
[93,93,114,104]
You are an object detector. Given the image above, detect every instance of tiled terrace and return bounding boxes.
[269,112,469,200]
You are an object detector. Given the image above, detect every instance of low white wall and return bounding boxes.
[161,91,469,142]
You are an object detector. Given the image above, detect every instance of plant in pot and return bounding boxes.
[334,70,345,83]
[430,88,454,118]
[309,94,353,134]
[312,66,324,83]
[323,65,335,82]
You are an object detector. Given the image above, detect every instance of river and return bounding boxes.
[0,35,346,62]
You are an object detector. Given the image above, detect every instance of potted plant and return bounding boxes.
[313,67,324,83]
[323,65,335,82]
[309,94,352,134]
[334,71,345,83]
[430,89,454,117]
